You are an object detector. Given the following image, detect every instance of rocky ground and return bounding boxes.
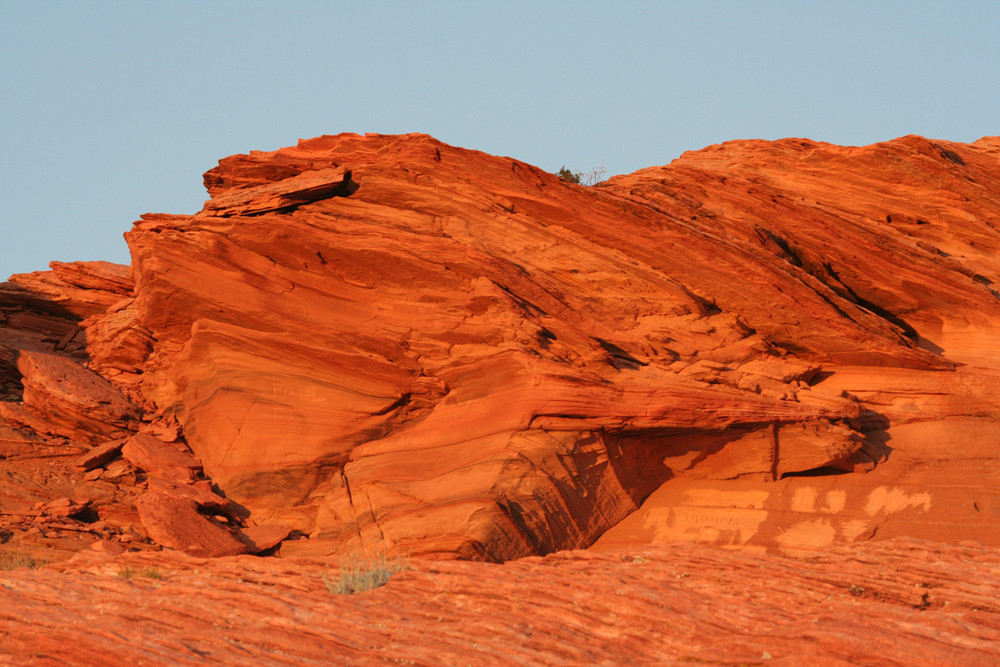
[3,538,999,665]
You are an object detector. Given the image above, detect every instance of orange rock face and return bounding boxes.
[3,132,1000,567]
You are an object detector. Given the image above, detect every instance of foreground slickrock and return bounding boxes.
[2,538,998,666]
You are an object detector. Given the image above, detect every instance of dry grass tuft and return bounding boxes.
[0,548,44,571]
[323,550,409,594]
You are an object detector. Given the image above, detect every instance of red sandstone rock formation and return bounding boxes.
[2,132,1000,566]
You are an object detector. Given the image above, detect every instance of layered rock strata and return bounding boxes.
[2,132,1000,561]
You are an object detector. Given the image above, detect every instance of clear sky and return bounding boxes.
[2,1,999,277]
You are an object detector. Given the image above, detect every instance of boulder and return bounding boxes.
[134,492,248,558]
[15,350,140,442]
[121,433,202,481]
[74,438,126,471]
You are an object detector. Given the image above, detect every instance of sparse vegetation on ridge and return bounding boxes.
[556,164,607,186]
[556,166,582,184]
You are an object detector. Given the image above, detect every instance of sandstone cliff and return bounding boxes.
[2,132,1000,564]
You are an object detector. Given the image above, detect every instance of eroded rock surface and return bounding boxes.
[1,538,998,665]
[2,133,1000,564]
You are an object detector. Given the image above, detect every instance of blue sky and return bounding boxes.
[2,1,999,277]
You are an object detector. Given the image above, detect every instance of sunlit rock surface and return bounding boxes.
[2,133,1000,565]
[2,538,998,665]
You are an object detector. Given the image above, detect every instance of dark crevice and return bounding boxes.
[935,145,966,166]
[754,225,803,267]
[536,327,557,350]
[492,281,548,317]
[537,327,557,341]
[593,337,647,370]
[545,413,588,420]
[780,465,852,479]
[72,507,101,523]
[822,262,919,343]
[0,350,23,402]
[496,497,545,554]
[372,393,412,417]
[807,370,836,386]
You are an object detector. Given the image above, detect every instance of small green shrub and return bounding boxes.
[557,164,607,186]
[557,166,582,184]
[323,550,409,594]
